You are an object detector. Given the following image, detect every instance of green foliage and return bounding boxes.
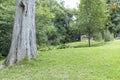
[36,0,55,45]
[78,0,107,33]
[38,46,54,52]
[56,44,69,49]
[105,30,112,41]
[0,0,74,56]
[106,0,120,38]
[78,0,107,46]
[53,5,74,43]
[93,33,103,41]
[104,30,114,42]
[36,0,74,45]
[0,0,15,56]
[67,20,81,42]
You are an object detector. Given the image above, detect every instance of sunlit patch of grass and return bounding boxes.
[0,40,120,80]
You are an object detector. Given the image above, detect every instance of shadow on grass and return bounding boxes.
[38,41,108,51]
[69,42,107,48]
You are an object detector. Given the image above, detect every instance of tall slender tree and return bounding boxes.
[78,0,107,47]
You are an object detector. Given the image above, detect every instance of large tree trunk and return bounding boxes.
[4,0,37,66]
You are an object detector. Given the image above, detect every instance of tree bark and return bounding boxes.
[4,0,37,66]
[88,32,91,47]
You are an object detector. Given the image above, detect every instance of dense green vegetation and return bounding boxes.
[78,0,106,46]
[0,40,120,80]
[0,0,75,56]
[1,0,120,79]
[0,0,120,57]
[0,0,15,56]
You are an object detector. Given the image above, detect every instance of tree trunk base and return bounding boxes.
[4,0,37,66]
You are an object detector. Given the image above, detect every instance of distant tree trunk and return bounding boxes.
[88,32,91,47]
[101,31,104,40]
[79,34,81,41]
[87,26,91,47]
[4,0,37,66]
[114,31,117,38]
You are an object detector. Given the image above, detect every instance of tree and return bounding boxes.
[4,0,37,66]
[53,2,74,43]
[78,0,106,47]
[106,0,120,38]
[36,0,56,45]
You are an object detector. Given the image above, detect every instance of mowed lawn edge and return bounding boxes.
[0,40,120,80]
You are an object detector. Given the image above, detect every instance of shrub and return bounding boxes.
[57,44,69,49]
[104,30,113,42]
[93,33,102,41]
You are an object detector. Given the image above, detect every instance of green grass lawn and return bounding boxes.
[0,40,120,80]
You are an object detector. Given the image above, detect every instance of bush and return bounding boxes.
[93,33,102,41]
[0,28,12,57]
[104,30,113,42]
[37,45,55,52]
[116,37,120,39]
[57,44,69,49]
